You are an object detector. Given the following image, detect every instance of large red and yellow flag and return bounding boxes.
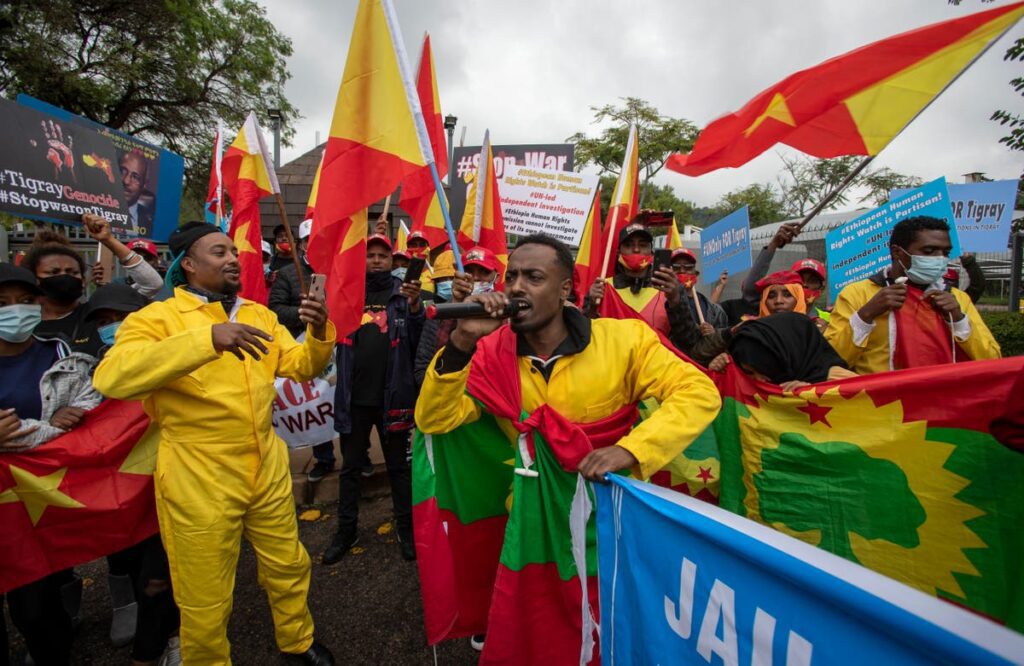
[306,0,435,339]
[0,400,158,593]
[457,131,508,268]
[572,186,603,305]
[401,32,450,248]
[667,2,1024,176]
[600,124,639,277]
[221,111,278,304]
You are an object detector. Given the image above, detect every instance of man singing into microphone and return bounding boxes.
[414,234,720,663]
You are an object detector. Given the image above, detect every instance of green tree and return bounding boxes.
[778,154,923,215]
[0,0,297,214]
[596,174,697,226]
[756,433,926,561]
[713,183,786,227]
[568,97,699,207]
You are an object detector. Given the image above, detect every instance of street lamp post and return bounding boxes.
[267,108,282,169]
[444,114,457,186]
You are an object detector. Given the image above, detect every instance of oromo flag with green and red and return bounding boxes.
[713,356,1024,631]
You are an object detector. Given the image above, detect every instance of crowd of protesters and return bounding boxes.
[0,206,1006,664]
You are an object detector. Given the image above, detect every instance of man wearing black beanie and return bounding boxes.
[93,221,336,664]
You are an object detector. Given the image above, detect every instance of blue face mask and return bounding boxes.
[434,280,453,302]
[898,247,948,287]
[391,267,407,281]
[0,304,42,343]
[98,321,122,346]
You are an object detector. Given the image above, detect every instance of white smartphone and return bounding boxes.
[308,273,327,302]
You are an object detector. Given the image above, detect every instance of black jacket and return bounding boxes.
[268,261,314,337]
[334,276,424,434]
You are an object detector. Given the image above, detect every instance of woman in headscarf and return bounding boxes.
[723,312,856,391]
[755,270,807,318]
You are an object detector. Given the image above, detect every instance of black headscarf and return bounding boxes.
[728,312,848,384]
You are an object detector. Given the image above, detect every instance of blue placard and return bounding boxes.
[895,180,1018,253]
[826,178,960,303]
[595,476,1024,666]
[16,94,184,242]
[699,206,752,285]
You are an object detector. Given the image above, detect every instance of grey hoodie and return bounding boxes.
[2,342,103,451]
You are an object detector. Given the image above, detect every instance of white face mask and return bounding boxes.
[472,280,495,295]
[0,303,42,343]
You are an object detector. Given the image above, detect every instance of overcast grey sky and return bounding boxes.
[258,0,1024,211]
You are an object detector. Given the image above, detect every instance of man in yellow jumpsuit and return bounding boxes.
[826,216,999,374]
[93,222,336,665]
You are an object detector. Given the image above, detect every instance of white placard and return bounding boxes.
[499,164,598,247]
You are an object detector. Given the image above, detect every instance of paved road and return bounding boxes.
[6,493,478,665]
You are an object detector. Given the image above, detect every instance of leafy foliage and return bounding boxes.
[568,97,699,202]
[0,0,298,216]
[981,311,1024,357]
[713,183,787,227]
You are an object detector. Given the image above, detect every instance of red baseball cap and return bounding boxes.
[671,247,697,263]
[393,249,411,260]
[463,246,502,273]
[128,238,158,258]
[944,267,959,282]
[407,230,430,246]
[367,233,393,251]
[755,270,803,292]
[790,258,825,280]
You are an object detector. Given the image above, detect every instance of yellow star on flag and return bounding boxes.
[233,221,257,255]
[0,465,85,526]
[743,92,796,137]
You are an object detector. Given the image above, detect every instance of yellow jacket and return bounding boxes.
[414,317,721,480]
[825,278,1000,375]
[93,288,336,445]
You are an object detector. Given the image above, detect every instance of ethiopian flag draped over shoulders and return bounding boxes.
[713,357,1024,630]
[0,400,158,592]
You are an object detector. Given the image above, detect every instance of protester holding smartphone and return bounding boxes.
[324,232,424,564]
[269,218,340,482]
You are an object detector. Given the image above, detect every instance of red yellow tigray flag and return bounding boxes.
[204,120,224,223]
[457,130,509,270]
[572,186,604,305]
[400,32,450,248]
[600,123,639,277]
[221,111,278,304]
[306,0,436,339]
[305,149,325,220]
[396,221,410,254]
[667,1,1024,176]
[666,219,683,251]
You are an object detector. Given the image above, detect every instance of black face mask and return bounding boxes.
[39,274,84,303]
[365,271,393,292]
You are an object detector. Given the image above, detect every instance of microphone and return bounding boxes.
[426,300,531,320]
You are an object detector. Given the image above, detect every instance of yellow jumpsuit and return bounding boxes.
[93,288,336,664]
[415,317,721,480]
[825,279,1000,374]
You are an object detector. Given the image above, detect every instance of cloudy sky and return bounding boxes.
[257,0,1024,211]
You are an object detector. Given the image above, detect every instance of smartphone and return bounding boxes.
[404,257,426,284]
[308,273,327,302]
[653,248,673,271]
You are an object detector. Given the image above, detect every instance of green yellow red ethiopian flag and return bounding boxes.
[668,1,1024,176]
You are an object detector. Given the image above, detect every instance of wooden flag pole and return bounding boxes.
[274,193,307,295]
[691,285,706,324]
[595,205,621,304]
[794,155,874,231]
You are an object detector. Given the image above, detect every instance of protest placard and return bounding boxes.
[272,342,336,449]
[699,206,752,285]
[498,164,597,246]
[595,476,1024,666]
[895,179,1018,253]
[15,94,184,241]
[449,143,574,226]
[827,178,960,302]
